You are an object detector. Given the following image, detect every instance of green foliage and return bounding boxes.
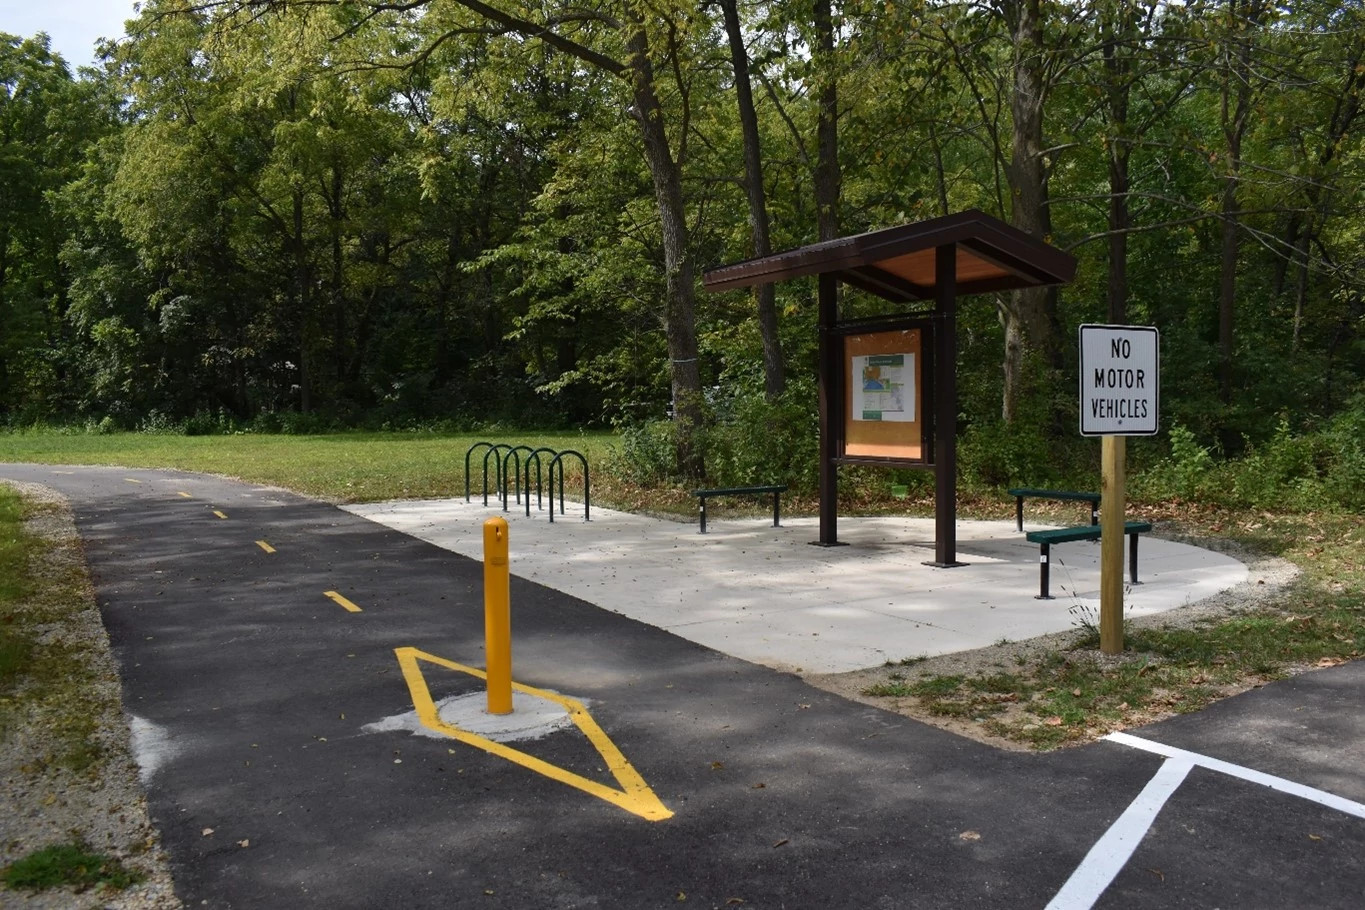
[608,420,681,485]
[958,419,1066,489]
[0,0,1362,482]
[1,841,142,892]
[698,380,820,491]
[1133,423,1219,501]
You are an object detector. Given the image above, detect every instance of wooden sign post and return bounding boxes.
[1080,325,1159,655]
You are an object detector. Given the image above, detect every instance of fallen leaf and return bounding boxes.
[238,839,249,848]
[773,838,789,848]
[725,899,745,906]
[751,782,766,789]
[710,761,724,771]
[1317,657,1345,668]
[202,828,214,837]
[1148,868,1164,881]
[959,830,981,841]
[676,892,686,902]
[1309,834,1323,841]
[1071,688,1082,697]
[1044,716,1063,726]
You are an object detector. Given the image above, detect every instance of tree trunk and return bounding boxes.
[1001,0,1057,422]
[813,0,841,243]
[1103,9,1131,324]
[720,0,784,400]
[624,14,704,478]
[1217,0,1261,411]
[293,188,312,414]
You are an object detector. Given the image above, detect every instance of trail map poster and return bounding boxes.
[854,353,915,422]
[843,328,924,461]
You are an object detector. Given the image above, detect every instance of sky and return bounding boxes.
[2,0,142,68]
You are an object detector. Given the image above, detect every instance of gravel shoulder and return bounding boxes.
[0,480,180,909]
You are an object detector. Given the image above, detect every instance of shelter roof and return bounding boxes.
[702,209,1076,303]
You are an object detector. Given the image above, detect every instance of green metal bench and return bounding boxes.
[1025,520,1152,599]
[1007,487,1102,532]
[692,485,787,534]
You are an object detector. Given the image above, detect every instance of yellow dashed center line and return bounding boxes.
[124,478,143,484]
[178,492,192,498]
[323,591,363,613]
[255,540,276,554]
[213,511,228,519]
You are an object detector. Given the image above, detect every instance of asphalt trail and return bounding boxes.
[3,465,1362,909]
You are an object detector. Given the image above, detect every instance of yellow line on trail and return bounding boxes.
[177,492,192,498]
[213,511,228,519]
[255,540,276,553]
[324,591,362,613]
[394,647,673,822]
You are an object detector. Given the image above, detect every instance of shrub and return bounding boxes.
[1132,423,1220,501]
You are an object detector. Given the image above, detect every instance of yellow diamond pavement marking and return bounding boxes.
[394,647,672,822]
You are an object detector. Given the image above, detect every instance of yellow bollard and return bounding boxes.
[483,516,513,715]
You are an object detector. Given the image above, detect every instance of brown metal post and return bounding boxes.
[817,272,840,545]
[930,243,963,567]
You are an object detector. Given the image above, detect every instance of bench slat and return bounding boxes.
[1026,521,1151,545]
[693,485,787,497]
[1007,488,1101,501]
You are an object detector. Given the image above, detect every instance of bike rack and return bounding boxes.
[462,442,590,523]
[465,441,498,502]
[548,450,590,523]
[480,444,514,506]
[500,445,536,511]
[522,447,559,516]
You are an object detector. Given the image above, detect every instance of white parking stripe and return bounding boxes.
[1106,731,1365,819]
[1047,732,1365,910]
[1045,757,1193,910]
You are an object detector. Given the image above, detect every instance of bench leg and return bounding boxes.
[772,492,781,528]
[1036,542,1053,600]
[1091,502,1099,526]
[698,497,707,534]
[1016,496,1024,532]
[1129,532,1142,585]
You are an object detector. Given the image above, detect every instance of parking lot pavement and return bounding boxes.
[3,464,1362,909]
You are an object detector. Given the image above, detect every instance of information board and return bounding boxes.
[1079,324,1159,436]
[844,328,924,460]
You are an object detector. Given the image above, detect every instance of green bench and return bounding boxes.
[1025,521,1152,599]
[1007,487,1102,532]
[692,485,787,534]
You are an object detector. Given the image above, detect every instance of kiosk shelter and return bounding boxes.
[703,210,1076,566]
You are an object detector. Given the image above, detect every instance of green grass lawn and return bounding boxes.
[0,431,617,503]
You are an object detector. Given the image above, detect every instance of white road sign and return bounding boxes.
[1079,324,1159,436]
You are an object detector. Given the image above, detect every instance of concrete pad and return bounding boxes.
[343,498,1249,674]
